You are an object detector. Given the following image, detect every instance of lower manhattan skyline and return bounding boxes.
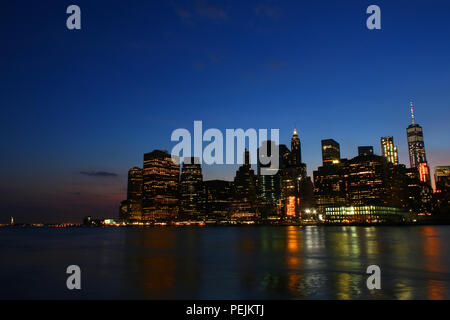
[1,0,450,224]
[3,0,450,306]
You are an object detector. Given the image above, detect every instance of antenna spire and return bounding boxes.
[410,101,415,125]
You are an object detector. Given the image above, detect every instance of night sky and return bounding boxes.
[1,0,450,223]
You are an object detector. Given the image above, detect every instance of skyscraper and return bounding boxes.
[381,137,399,165]
[313,161,348,214]
[346,153,390,206]
[180,157,206,219]
[257,140,282,206]
[321,139,341,166]
[205,180,233,219]
[127,167,143,200]
[142,150,180,222]
[290,127,302,166]
[232,150,258,220]
[125,167,143,222]
[407,101,427,168]
[282,128,310,218]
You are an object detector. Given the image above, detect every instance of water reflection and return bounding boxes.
[422,227,446,299]
[3,226,448,299]
[119,226,450,299]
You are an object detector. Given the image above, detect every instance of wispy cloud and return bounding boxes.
[79,171,118,178]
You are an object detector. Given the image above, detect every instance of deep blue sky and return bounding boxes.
[1,0,450,223]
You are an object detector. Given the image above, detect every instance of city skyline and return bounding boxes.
[116,114,445,225]
[2,1,450,223]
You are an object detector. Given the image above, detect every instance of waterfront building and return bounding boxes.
[314,148,411,216]
[313,160,348,213]
[180,157,206,219]
[142,150,180,222]
[346,153,388,206]
[257,140,283,218]
[231,150,258,220]
[124,167,143,222]
[325,206,407,224]
[257,140,282,202]
[127,167,143,200]
[119,200,129,221]
[204,180,233,220]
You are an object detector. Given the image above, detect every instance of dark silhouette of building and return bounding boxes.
[128,167,143,200]
[358,146,374,156]
[257,140,282,218]
[205,180,233,220]
[180,157,206,219]
[123,167,143,222]
[142,150,180,222]
[290,127,302,165]
[279,144,291,167]
[321,139,340,166]
[231,150,258,220]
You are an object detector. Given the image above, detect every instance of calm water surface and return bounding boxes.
[1,226,449,299]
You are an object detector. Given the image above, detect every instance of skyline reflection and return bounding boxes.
[0,226,449,299]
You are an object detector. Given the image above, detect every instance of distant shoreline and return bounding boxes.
[2,220,450,228]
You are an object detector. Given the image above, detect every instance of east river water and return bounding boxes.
[1,225,449,299]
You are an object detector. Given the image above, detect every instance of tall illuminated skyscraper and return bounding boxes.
[381,136,399,165]
[290,127,302,166]
[406,102,427,168]
[142,150,180,221]
[180,157,206,218]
